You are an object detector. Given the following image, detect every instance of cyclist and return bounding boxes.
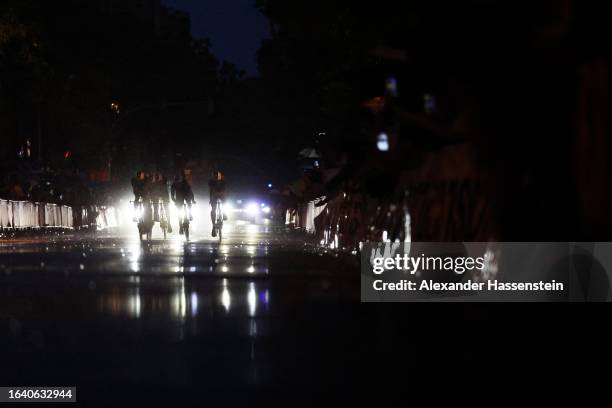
[131,170,146,220]
[171,173,194,235]
[154,172,172,233]
[208,170,226,237]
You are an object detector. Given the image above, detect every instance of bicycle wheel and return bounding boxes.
[160,205,168,240]
[216,200,223,241]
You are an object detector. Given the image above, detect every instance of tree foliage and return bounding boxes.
[1,0,225,176]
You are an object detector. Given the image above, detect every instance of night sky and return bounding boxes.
[163,0,269,76]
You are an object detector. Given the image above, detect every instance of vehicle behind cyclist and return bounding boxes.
[209,171,226,237]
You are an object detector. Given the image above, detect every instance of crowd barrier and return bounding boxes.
[304,197,327,233]
[0,198,122,231]
[0,199,73,229]
[72,205,119,230]
[95,206,119,230]
[290,178,494,252]
[287,196,327,233]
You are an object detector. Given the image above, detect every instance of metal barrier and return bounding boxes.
[0,199,121,231]
[0,199,74,229]
[304,197,327,234]
[96,206,118,230]
[288,197,329,233]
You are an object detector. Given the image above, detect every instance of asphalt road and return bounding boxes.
[0,223,360,405]
[1,223,580,404]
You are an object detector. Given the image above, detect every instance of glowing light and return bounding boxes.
[482,248,499,279]
[173,279,187,319]
[128,242,141,272]
[190,292,198,317]
[262,206,271,214]
[169,202,178,221]
[246,202,259,215]
[221,279,231,312]
[189,203,198,220]
[129,288,141,319]
[247,282,257,317]
[386,77,398,97]
[377,132,389,152]
[404,209,412,243]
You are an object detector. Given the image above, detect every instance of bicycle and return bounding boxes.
[155,199,170,240]
[212,198,224,241]
[177,201,193,241]
[132,199,154,241]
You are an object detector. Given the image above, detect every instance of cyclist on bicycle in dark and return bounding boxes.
[209,170,226,237]
[154,172,172,233]
[131,170,146,220]
[131,171,146,203]
[171,173,194,235]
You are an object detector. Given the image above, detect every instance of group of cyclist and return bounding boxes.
[130,169,226,237]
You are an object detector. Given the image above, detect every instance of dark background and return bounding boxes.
[3,0,612,239]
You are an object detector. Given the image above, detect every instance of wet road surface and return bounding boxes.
[0,223,360,405]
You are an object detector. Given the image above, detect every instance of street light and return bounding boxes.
[377,132,389,152]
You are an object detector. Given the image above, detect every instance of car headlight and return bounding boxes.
[246,202,259,215]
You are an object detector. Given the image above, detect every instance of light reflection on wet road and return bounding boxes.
[0,223,359,404]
